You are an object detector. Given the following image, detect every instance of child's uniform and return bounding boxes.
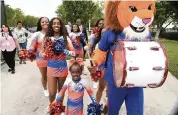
[56,78,96,115]
[45,36,75,77]
[28,31,47,67]
[69,32,84,58]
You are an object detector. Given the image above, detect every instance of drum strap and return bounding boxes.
[104,31,121,69]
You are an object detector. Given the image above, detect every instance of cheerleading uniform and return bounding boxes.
[46,36,74,77]
[28,31,47,67]
[56,78,96,115]
[69,32,84,58]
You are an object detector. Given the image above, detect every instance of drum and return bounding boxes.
[112,40,168,88]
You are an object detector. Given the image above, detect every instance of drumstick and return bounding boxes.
[84,46,93,66]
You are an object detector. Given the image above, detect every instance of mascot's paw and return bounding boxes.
[49,102,65,115]
[87,103,103,115]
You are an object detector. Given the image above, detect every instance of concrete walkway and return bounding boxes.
[1,60,178,115]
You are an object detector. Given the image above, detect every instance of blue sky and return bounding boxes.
[5,0,62,19]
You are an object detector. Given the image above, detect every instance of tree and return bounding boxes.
[55,1,103,25]
[154,1,178,40]
[23,15,39,27]
[5,4,39,27]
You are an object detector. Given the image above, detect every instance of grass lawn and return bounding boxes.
[161,39,178,79]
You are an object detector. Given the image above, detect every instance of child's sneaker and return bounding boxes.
[43,90,49,97]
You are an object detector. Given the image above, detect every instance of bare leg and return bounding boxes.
[38,67,47,90]
[96,78,106,103]
[47,76,57,103]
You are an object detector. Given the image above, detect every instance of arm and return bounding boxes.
[88,34,96,53]
[84,81,97,103]
[23,28,32,38]
[28,33,38,51]
[66,36,75,51]
[54,84,68,103]
[92,30,115,66]
[13,36,21,50]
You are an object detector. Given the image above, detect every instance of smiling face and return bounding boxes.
[73,24,79,32]
[2,25,8,32]
[41,17,49,30]
[52,19,60,33]
[116,1,155,39]
[70,64,82,82]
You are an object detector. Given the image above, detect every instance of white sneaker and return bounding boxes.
[45,105,50,114]
[43,90,49,97]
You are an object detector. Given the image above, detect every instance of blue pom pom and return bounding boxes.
[53,39,65,55]
[87,103,103,115]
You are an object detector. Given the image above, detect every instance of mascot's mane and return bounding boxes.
[104,1,123,31]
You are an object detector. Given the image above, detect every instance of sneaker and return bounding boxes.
[11,70,15,74]
[8,68,12,72]
[23,60,26,64]
[19,61,22,64]
[43,90,49,97]
[45,105,50,114]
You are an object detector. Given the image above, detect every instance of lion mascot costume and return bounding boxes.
[88,1,156,115]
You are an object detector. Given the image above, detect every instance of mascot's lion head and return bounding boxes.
[104,1,155,40]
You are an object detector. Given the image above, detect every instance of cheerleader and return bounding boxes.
[28,17,49,97]
[69,24,87,75]
[69,24,84,58]
[42,17,75,106]
[52,62,99,115]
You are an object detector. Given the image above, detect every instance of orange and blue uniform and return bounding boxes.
[69,32,84,58]
[28,32,47,67]
[55,78,96,115]
[45,36,75,77]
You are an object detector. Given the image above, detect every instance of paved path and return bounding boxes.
[1,60,178,115]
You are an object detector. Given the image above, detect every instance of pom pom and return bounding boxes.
[18,49,28,60]
[49,102,65,115]
[87,103,103,115]
[26,51,36,61]
[91,68,102,82]
[53,39,65,55]
[42,38,55,59]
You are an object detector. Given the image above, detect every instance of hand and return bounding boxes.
[87,60,98,74]
[51,100,56,106]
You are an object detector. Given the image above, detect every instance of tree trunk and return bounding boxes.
[155,28,161,40]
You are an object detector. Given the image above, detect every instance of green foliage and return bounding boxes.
[5,4,39,27]
[55,1,103,25]
[154,1,178,28]
[161,39,178,79]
